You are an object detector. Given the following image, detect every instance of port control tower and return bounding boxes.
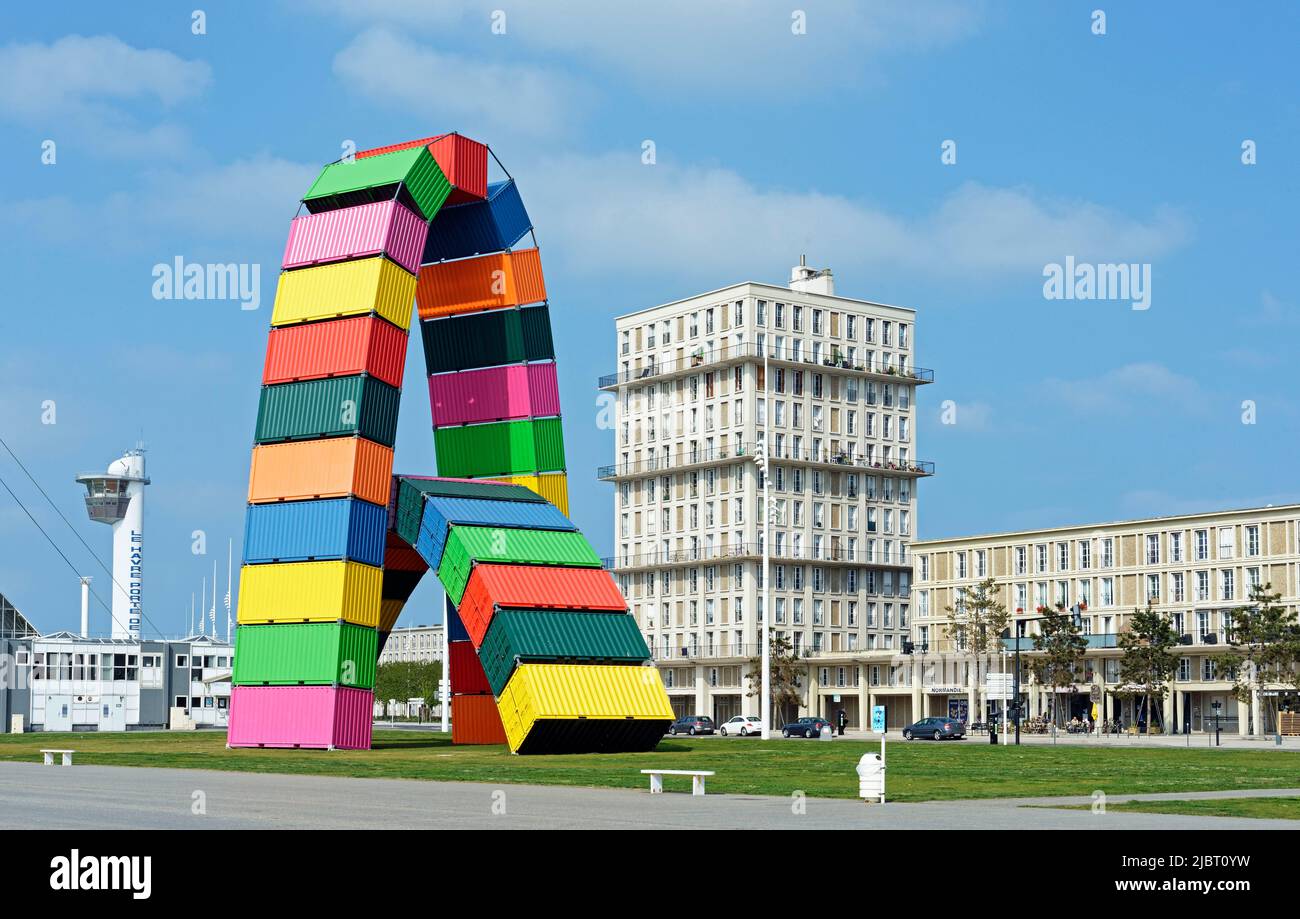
[76,447,149,639]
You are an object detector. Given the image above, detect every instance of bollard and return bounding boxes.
[856,753,885,804]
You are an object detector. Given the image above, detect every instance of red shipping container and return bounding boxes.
[449,640,491,694]
[356,133,488,205]
[227,685,373,750]
[451,693,507,745]
[282,200,429,275]
[415,248,546,320]
[458,564,627,647]
[263,315,407,388]
[428,362,560,428]
[383,531,428,572]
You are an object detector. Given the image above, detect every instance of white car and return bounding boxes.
[719,715,763,736]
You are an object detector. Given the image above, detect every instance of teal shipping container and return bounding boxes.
[477,609,650,696]
[255,375,400,447]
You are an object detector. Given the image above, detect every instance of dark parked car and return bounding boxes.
[781,716,833,738]
[668,715,715,736]
[902,717,966,740]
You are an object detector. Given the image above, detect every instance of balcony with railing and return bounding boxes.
[599,342,934,389]
[651,643,764,663]
[599,442,934,480]
[603,542,913,571]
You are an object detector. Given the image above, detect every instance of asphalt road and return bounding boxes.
[1,762,1297,829]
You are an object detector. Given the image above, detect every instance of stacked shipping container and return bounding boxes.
[230,131,671,754]
[230,146,443,750]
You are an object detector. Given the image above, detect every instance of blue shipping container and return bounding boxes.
[421,179,532,263]
[415,494,574,572]
[243,498,387,567]
[445,595,470,642]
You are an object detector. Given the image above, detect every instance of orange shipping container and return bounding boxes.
[451,693,507,745]
[248,437,393,506]
[416,248,546,320]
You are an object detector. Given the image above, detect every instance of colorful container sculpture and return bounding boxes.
[230,132,669,753]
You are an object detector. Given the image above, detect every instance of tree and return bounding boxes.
[1031,605,1089,726]
[745,634,804,728]
[1118,603,1180,733]
[943,577,1010,723]
[375,660,443,718]
[1215,583,1300,734]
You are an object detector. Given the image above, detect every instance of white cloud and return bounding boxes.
[0,34,211,158]
[1042,363,1207,416]
[0,155,319,252]
[332,28,590,139]
[522,153,1191,285]
[302,0,982,91]
[1241,289,1298,327]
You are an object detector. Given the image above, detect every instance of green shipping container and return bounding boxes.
[478,609,650,696]
[303,146,452,222]
[434,417,565,479]
[255,375,400,447]
[422,304,554,375]
[232,621,377,688]
[395,476,545,546]
[437,527,601,604]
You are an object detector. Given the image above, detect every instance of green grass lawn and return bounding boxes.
[1049,797,1300,820]
[1,730,1297,802]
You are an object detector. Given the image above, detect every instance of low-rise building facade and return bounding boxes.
[910,504,1300,736]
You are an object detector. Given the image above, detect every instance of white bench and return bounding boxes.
[641,769,715,796]
[40,749,74,766]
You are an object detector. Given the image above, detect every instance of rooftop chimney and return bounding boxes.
[790,256,834,295]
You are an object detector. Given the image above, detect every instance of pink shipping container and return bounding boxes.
[428,362,560,428]
[227,685,374,750]
[282,200,429,275]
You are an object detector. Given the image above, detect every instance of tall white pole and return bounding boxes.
[440,601,450,733]
[79,577,91,638]
[761,343,771,739]
[225,539,233,644]
[210,559,217,639]
[200,577,205,638]
[190,592,195,637]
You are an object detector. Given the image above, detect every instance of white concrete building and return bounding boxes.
[377,624,445,666]
[601,261,932,726]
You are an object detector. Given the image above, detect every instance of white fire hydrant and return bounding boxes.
[856,752,885,803]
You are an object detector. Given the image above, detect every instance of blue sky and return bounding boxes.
[1,1,1297,636]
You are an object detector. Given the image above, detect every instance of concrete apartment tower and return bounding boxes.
[599,260,933,728]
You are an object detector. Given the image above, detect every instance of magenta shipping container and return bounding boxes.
[428,362,560,427]
[227,685,374,750]
[282,200,429,275]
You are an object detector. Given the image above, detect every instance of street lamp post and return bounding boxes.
[758,343,772,740]
[1013,619,1023,745]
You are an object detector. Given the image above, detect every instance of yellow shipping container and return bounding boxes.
[237,560,382,627]
[271,256,416,330]
[379,598,404,634]
[488,472,569,516]
[496,663,674,753]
